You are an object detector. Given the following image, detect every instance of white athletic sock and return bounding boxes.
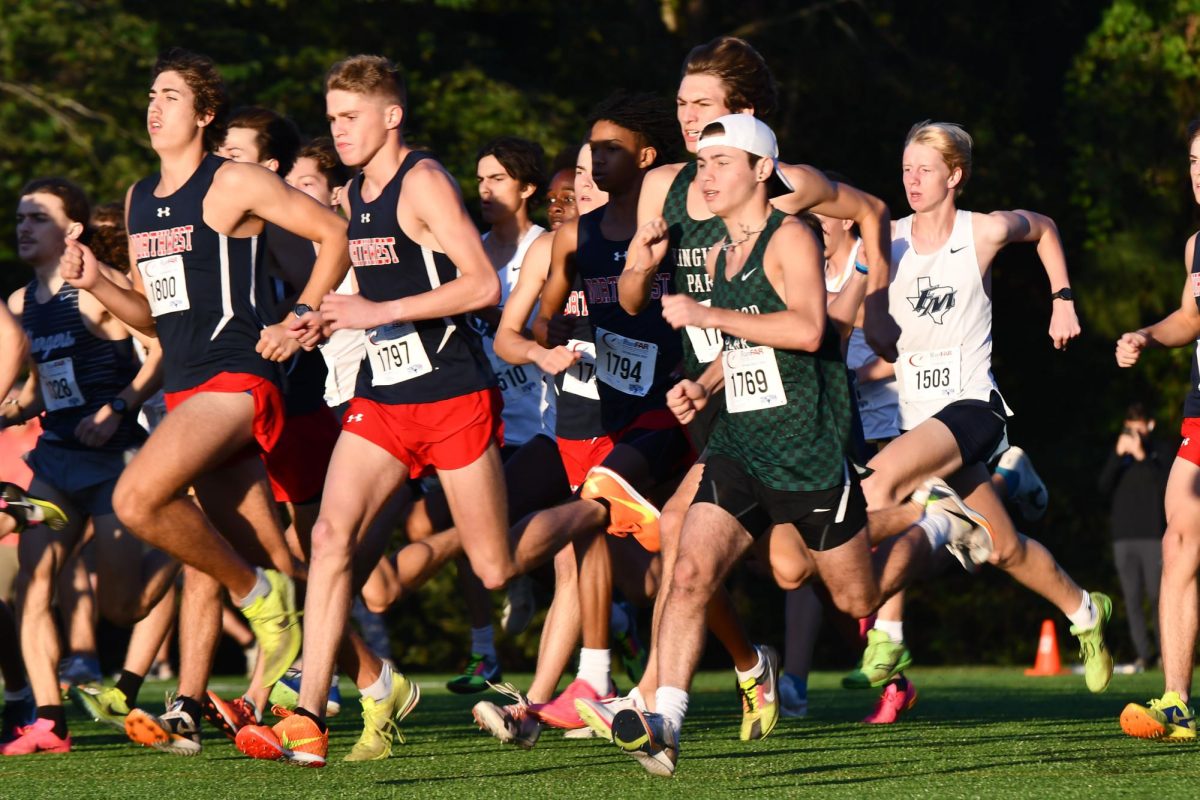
[1067,589,1098,629]
[234,568,271,608]
[361,660,394,702]
[628,685,646,710]
[655,686,689,733]
[471,625,496,659]
[576,648,612,695]
[874,619,904,644]
[917,513,951,550]
[734,648,765,683]
[610,603,630,638]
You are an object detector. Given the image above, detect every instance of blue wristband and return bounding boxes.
[854,262,869,275]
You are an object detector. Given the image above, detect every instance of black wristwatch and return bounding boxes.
[294,303,313,318]
[109,397,129,415]
[1050,287,1074,302]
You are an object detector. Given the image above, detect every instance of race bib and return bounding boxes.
[365,322,432,386]
[722,346,786,414]
[684,300,722,365]
[899,347,961,400]
[487,346,538,400]
[39,357,85,412]
[139,254,190,317]
[561,339,599,399]
[595,328,657,397]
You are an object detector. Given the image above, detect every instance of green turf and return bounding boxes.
[0,667,1196,798]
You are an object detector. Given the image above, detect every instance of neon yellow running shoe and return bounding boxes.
[842,629,912,689]
[0,483,68,532]
[738,645,779,741]
[71,683,129,730]
[1120,691,1196,742]
[344,668,421,762]
[240,569,301,689]
[1070,592,1113,693]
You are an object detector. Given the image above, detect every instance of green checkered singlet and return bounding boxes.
[707,209,854,492]
[663,161,727,378]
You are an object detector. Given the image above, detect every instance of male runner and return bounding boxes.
[1,178,175,756]
[1115,120,1200,742]
[59,48,351,754]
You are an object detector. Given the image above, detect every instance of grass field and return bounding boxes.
[0,667,1195,798]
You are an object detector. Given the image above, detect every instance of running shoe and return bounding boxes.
[1120,691,1196,742]
[0,482,68,532]
[1,691,35,744]
[58,654,102,689]
[203,691,260,741]
[446,652,502,695]
[472,683,542,749]
[532,678,615,730]
[778,674,808,719]
[236,712,328,767]
[125,696,202,755]
[842,629,913,689]
[268,668,342,717]
[923,478,994,572]
[71,683,130,730]
[344,671,420,761]
[575,693,644,742]
[0,718,70,755]
[862,676,918,724]
[612,708,678,778]
[580,466,661,551]
[1070,591,1113,693]
[501,575,536,636]
[738,645,780,741]
[996,446,1048,521]
[240,569,301,689]
[613,602,648,684]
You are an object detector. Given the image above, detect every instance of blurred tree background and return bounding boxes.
[3,0,1198,672]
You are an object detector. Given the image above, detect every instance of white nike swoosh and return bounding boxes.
[740,267,759,281]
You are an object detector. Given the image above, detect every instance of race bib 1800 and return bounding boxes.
[138,254,190,317]
[899,346,961,401]
[722,346,786,414]
[595,328,657,397]
[366,322,432,386]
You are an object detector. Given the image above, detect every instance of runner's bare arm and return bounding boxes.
[619,165,678,314]
[826,265,869,339]
[533,218,580,348]
[662,221,827,351]
[0,302,28,402]
[1117,233,1200,366]
[494,232,580,374]
[774,165,891,282]
[978,209,1079,349]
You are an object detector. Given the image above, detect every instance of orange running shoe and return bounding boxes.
[236,712,328,767]
[579,466,661,551]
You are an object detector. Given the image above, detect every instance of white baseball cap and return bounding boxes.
[696,114,794,197]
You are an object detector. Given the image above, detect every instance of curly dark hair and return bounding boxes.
[89,202,129,272]
[226,106,302,176]
[476,137,547,206]
[153,48,229,153]
[585,91,679,168]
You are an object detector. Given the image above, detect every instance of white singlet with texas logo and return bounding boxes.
[889,210,1001,430]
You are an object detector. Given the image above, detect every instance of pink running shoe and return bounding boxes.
[531,679,615,730]
[0,718,71,755]
[862,677,918,724]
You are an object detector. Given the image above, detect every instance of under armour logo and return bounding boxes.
[346,413,364,423]
[157,207,171,218]
[613,250,627,262]
[360,213,371,223]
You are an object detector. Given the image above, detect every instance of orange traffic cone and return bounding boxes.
[1024,619,1065,676]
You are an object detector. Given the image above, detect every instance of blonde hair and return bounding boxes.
[905,120,972,195]
[326,55,406,110]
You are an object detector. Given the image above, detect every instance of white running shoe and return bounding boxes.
[574,693,644,742]
[922,478,994,572]
[471,683,541,749]
[996,446,1048,521]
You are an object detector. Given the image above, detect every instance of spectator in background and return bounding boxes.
[1098,402,1171,671]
